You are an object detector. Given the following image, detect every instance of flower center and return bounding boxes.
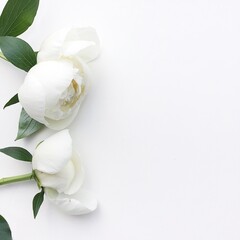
[60,79,83,112]
[44,75,86,121]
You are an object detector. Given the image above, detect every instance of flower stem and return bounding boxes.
[0,173,34,186]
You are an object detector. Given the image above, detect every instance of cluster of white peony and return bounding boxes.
[0,0,100,231]
[18,28,100,215]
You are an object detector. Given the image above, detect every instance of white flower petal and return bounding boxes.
[46,104,83,131]
[28,61,75,109]
[37,27,100,63]
[32,130,72,174]
[37,28,69,62]
[45,188,98,215]
[44,103,81,131]
[68,55,92,81]
[64,151,84,195]
[63,27,100,63]
[35,160,75,193]
[18,73,47,124]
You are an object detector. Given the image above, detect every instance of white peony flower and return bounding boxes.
[18,27,100,130]
[32,129,97,215]
[18,59,90,130]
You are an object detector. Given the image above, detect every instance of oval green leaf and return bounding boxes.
[16,108,44,140]
[0,215,12,240]
[0,0,39,37]
[0,36,36,72]
[33,188,44,219]
[4,94,19,109]
[0,147,32,162]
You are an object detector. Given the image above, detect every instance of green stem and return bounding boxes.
[0,52,7,61]
[0,173,34,186]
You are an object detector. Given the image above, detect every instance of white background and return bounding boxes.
[0,0,240,239]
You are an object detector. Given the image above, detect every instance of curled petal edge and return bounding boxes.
[45,188,97,215]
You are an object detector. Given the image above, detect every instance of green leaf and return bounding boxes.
[0,36,36,72]
[16,108,44,140]
[0,147,32,162]
[0,0,39,37]
[0,215,12,240]
[33,188,44,219]
[4,94,19,109]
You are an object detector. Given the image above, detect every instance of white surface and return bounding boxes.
[0,0,240,239]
